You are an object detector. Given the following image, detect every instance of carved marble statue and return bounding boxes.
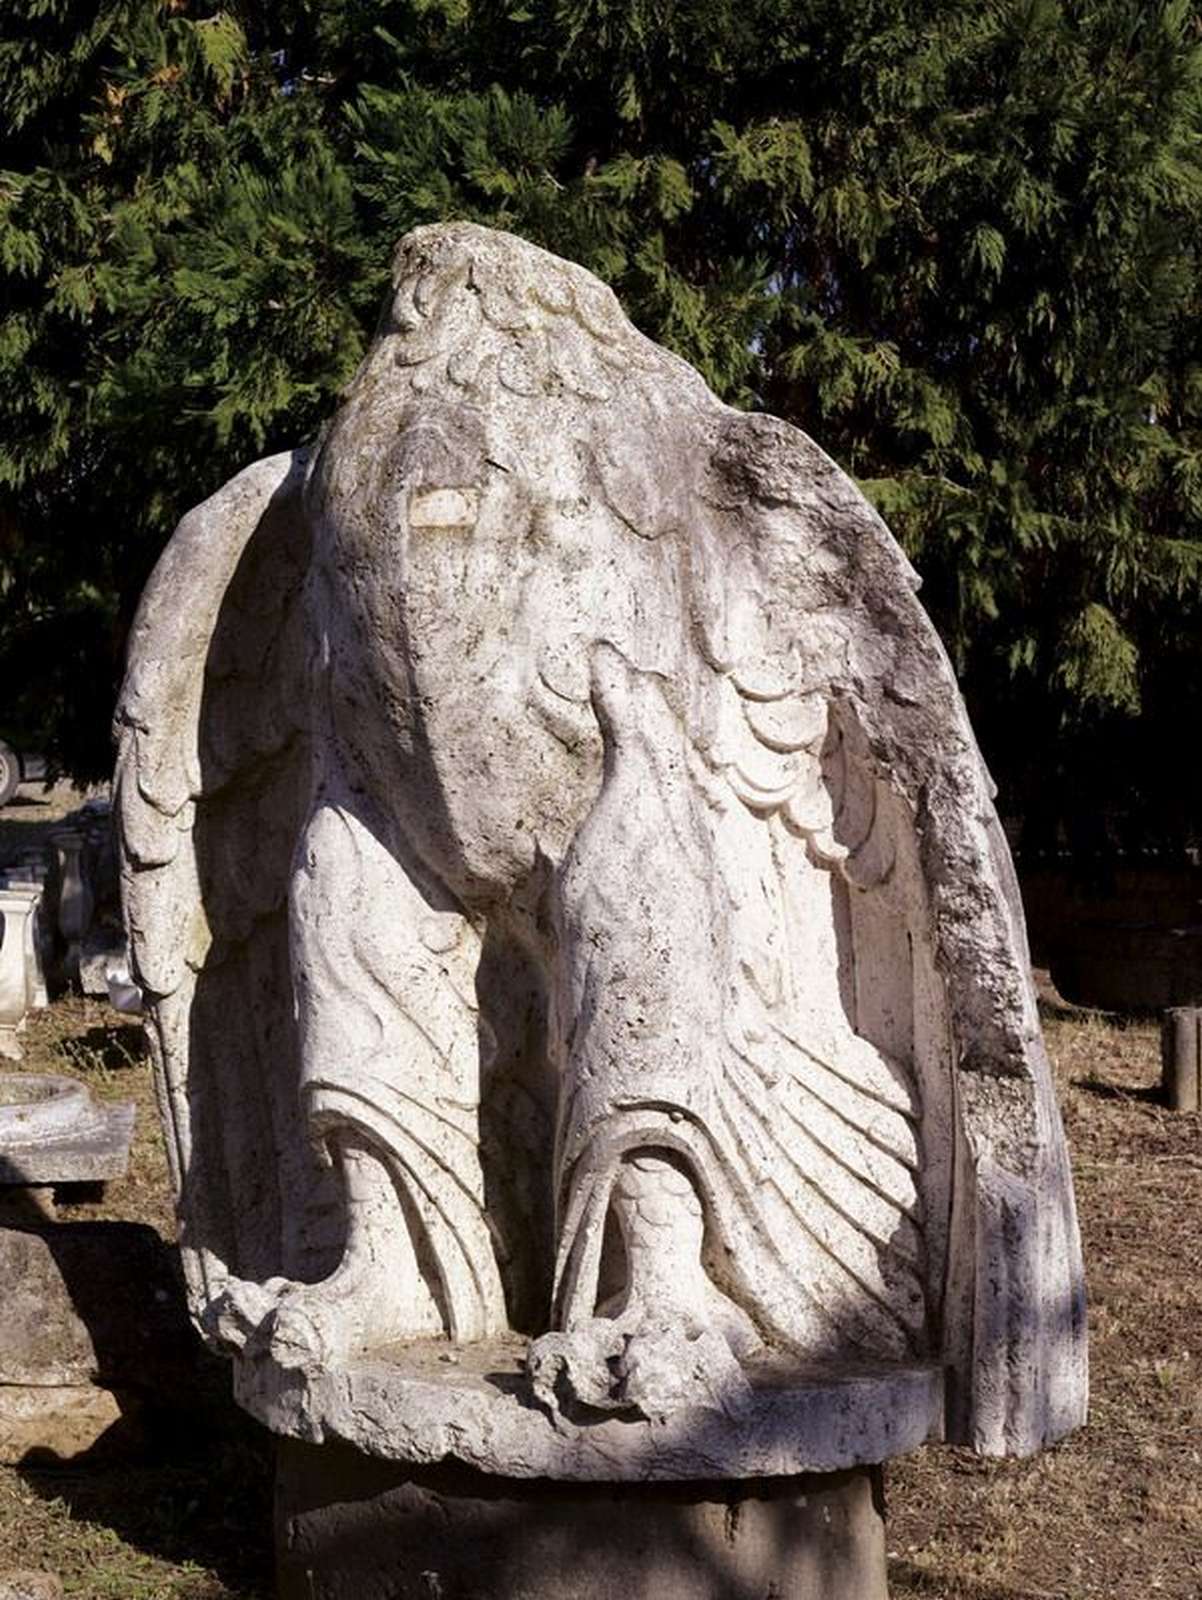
[116,223,1086,1480]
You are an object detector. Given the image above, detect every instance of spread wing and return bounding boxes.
[115,450,334,1323]
[687,669,936,1366]
[687,409,1086,1453]
[117,449,521,1347]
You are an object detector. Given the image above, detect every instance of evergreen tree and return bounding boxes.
[3,0,1200,851]
[0,2,364,774]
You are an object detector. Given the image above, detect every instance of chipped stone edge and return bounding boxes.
[234,1351,946,1481]
[0,1100,136,1184]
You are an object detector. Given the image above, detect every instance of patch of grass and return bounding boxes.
[1,1000,273,1596]
[1,1442,273,1599]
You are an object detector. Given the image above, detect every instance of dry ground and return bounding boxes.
[0,999,272,1599]
[890,1004,1201,1600]
[0,959,1197,1595]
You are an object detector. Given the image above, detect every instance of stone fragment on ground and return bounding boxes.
[0,1071,134,1184]
[0,1219,193,1389]
[0,1383,134,1465]
[0,1574,64,1600]
[77,924,128,999]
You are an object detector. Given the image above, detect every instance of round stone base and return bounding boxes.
[275,1438,888,1600]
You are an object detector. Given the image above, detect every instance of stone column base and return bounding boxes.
[276,1438,888,1600]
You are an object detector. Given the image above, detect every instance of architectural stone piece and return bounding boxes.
[49,830,92,981]
[0,1073,135,1184]
[20,889,49,1010]
[78,925,131,1000]
[0,882,48,1009]
[106,957,144,1016]
[240,1336,944,1480]
[276,1442,888,1600]
[116,222,1087,1496]
[8,862,54,998]
[0,892,37,1061]
[1162,1006,1201,1112]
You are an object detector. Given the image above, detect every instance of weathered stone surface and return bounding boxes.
[242,1336,943,1480]
[116,222,1086,1479]
[49,830,91,984]
[2,865,54,1004]
[1162,1006,1201,1112]
[0,893,37,1061]
[0,1572,64,1600]
[0,1220,194,1389]
[0,1073,134,1184]
[276,1440,888,1600]
[0,1384,132,1465]
[0,1227,96,1385]
[0,882,48,1010]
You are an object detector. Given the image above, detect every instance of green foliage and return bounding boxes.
[0,3,374,775]
[3,0,1201,848]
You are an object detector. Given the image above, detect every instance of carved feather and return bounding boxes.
[678,614,931,1361]
[115,448,507,1340]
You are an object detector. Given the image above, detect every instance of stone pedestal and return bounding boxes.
[0,881,48,1010]
[0,892,37,1060]
[276,1439,887,1600]
[1162,1006,1201,1112]
[49,830,91,984]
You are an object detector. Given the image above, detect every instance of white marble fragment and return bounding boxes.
[116,222,1087,1476]
[0,882,47,1011]
[0,892,38,1061]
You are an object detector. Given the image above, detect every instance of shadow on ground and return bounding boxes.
[15,1370,275,1599]
[56,1023,148,1073]
[1072,1074,1164,1104]
[0,791,79,865]
[889,1559,1065,1598]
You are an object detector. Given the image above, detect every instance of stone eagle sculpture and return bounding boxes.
[116,222,1085,1478]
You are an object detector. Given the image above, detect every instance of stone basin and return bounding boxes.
[0,1074,92,1141]
[0,1072,135,1185]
